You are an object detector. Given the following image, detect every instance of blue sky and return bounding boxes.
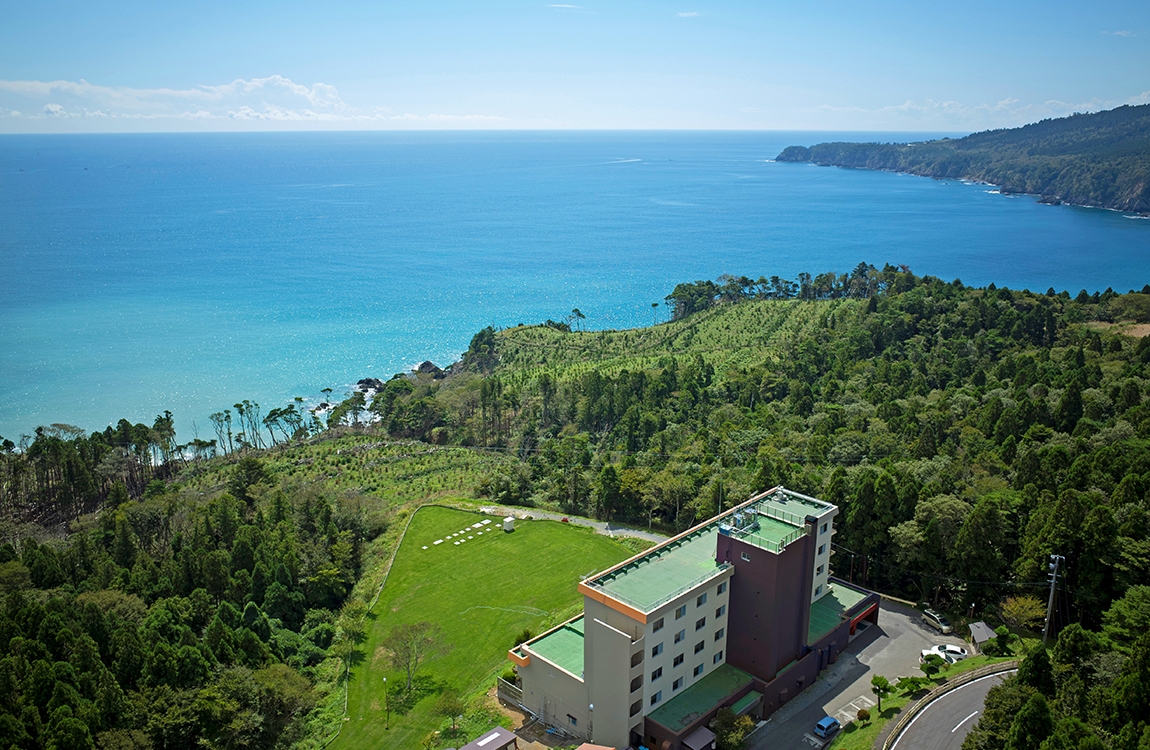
[1,0,1147,132]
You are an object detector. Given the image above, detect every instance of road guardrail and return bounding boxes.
[879,660,1019,750]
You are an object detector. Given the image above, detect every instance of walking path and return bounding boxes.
[477,504,668,543]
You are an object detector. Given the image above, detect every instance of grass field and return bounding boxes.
[334,505,633,750]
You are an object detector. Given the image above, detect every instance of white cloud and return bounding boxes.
[1103,30,1134,36]
[0,75,506,131]
[548,4,582,8]
[678,11,701,17]
[388,113,505,122]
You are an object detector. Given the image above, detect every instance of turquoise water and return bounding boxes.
[2,131,1149,439]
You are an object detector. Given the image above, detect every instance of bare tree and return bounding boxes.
[382,621,450,691]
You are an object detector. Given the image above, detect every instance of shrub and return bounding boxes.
[857,708,871,723]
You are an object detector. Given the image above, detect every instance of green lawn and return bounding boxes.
[334,505,632,750]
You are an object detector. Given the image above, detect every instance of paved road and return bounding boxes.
[891,672,1014,750]
[478,504,668,542]
[750,600,970,750]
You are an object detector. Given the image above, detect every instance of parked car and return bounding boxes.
[920,648,961,665]
[814,716,841,738]
[922,609,953,634]
[928,643,969,660]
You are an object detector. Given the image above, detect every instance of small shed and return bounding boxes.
[503,517,515,532]
[682,725,716,750]
[459,726,517,750]
[970,621,996,653]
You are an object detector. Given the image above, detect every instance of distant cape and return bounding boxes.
[777,104,1150,214]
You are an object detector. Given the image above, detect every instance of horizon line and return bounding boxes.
[0,126,971,136]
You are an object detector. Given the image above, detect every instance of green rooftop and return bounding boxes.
[647,663,754,733]
[586,492,827,613]
[528,616,585,678]
[590,527,726,612]
[731,690,762,715]
[737,514,805,551]
[808,582,872,642]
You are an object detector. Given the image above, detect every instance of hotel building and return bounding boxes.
[507,487,879,750]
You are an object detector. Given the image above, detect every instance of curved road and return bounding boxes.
[892,671,1016,750]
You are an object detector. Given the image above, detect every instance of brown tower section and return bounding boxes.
[714,518,816,681]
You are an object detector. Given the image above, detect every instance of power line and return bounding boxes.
[831,542,1050,590]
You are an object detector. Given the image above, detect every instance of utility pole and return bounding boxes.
[1043,554,1064,647]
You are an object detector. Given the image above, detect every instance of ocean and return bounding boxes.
[2,131,1149,440]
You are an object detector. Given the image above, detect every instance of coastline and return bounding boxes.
[793,160,1150,218]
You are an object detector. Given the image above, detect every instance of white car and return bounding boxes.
[920,648,961,665]
[928,644,969,660]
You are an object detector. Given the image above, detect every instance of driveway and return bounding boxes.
[891,671,1014,750]
[749,600,970,750]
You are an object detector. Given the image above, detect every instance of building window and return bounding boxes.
[630,700,642,717]
[651,643,663,657]
[694,640,705,654]
[717,581,727,595]
[714,651,724,664]
[816,564,824,576]
[815,585,823,596]
[631,650,643,668]
[673,654,684,667]
[652,617,664,633]
[650,691,662,706]
[568,715,578,727]
[674,629,685,644]
[696,617,706,631]
[673,677,684,690]
[694,664,704,677]
[697,593,707,607]
[821,522,828,534]
[715,628,724,641]
[675,605,687,619]
[818,544,826,555]
[630,676,643,693]
[741,552,751,562]
[716,604,726,618]
[651,667,662,681]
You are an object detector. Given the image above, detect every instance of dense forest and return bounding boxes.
[964,629,1150,749]
[776,103,1150,213]
[3,262,1150,749]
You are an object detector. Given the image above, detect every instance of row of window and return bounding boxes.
[636,629,726,692]
[648,652,725,706]
[651,606,726,657]
[652,581,728,634]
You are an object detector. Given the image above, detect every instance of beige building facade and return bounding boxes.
[509,487,870,750]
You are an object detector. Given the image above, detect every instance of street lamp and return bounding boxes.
[588,703,594,743]
[383,677,389,730]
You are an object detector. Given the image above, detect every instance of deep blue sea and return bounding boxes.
[2,131,1149,441]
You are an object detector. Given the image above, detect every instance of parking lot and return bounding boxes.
[750,600,970,749]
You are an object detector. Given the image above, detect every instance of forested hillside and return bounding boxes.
[0,437,514,750]
[776,104,1150,213]
[4,262,1150,749]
